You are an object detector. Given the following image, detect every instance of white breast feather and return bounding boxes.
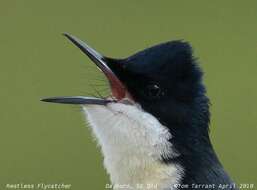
[83,102,183,190]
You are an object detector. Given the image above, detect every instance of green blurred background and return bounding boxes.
[0,0,256,189]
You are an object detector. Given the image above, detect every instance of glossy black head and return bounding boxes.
[108,41,209,131]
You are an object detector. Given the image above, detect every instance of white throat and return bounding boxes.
[83,102,183,190]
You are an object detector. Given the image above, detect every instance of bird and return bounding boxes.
[42,33,237,190]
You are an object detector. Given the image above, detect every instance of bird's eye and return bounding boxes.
[145,84,162,99]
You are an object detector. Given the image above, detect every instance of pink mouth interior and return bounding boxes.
[101,68,128,101]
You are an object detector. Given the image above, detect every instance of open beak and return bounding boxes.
[41,33,127,105]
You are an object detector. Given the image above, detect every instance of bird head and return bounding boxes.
[42,34,208,131]
[106,41,205,125]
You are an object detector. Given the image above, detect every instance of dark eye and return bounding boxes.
[145,84,162,99]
